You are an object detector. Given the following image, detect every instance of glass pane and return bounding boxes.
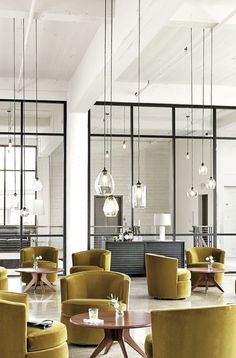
[176,138,214,234]
[5,171,21,225]
[217,235,236,266]
[217,140,236,234]
[133,138,173,235]
[176,107,213,137]
[0,101,21,132]
[0,172,4,225]
[217,109,236,137]
[91,137,131,248]
[134,106,172,135]
[91,105,130,135]
[24,102,64,133]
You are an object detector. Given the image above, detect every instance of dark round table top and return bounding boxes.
[70,311,151,330]
[188,267,225,274]
[15,267,63,274]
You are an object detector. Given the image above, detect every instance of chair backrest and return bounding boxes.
[20,246,58,263]
[61,271,130,306]
[186,247,225,264]
[145,253,178,297]
[72,250,111,270]
[0,292,28,358]
[151,305,236,358]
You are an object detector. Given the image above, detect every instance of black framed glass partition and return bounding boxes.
[0,99,66,273]
[89,102,236,266]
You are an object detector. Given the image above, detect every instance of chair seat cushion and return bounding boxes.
[70,266,104,274]
[62,298,126,316]
[22,260,57,269]
[144,334,153,358]
[188,262,224,269]
[0,267,7,278]
[27,321,67,352]
[177,269,191,281]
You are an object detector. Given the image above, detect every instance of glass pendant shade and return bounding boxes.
[32,177,43,191]
[20,207,29,217]
[187,186,198,198]
[186,152,190,160]
[95,168,115,195]
[206,176,216,190]
[11,192,19,209]
[199,162,208,175]
[105,150,109,159]
[122,140,126,149]
[103,195,119,217]
[132,181,146,208]
[8,138,13,149]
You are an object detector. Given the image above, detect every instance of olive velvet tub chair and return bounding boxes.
[145,253,191,299]
[0,291,68,358]
[69,249,111,274]
[145,305,236,358]
[61,270,131,345]
[0,266,8,290]
[20,246,58,284]
[186,247,225,286]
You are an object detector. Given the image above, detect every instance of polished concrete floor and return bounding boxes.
[8,274,236,357]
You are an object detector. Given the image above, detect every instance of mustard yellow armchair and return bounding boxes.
[0,266,8,290]
[145,305,236,358]
[186,247,225,285]
[0,291,68,358]
[145,253,191,299]
[70,249,111,274]
[61,270,130,345]
[20,246,58,284]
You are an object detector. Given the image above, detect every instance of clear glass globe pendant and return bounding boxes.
[206,176,216,190]
[103,195,119,217]
[20,207,29,217]
[11,192,19,209]
[186,152,190,160]
[32,177,43,191]
[132,181,146,208]
[95,168,115,196]
[199,162,208,175]
[187,186,198,198]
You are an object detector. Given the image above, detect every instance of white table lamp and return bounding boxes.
[154,213,171,241]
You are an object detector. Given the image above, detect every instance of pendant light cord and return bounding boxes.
[210,28,213,176]
[35,19,39,178]
[186,115,189,153]
[123,106,126,141]
[110,0,113,175]
[202,28,205,163]
[22,19,26,207]
[13,18,16,194]
[103,0,107,168]
[137,0,141,182]
[190,28,194,187]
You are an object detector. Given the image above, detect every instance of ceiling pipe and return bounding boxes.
[17,0,37,92]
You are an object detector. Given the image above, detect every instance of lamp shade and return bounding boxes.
[154,213,171,226]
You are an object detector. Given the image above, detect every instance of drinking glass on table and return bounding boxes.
[88,308,98,321]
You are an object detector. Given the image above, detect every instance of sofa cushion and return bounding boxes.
[144,334,153,358]
[22,260,57,269]
[27,321,67,352]
[177,269,191,281]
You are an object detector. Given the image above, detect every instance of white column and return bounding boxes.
[66,111,88,273]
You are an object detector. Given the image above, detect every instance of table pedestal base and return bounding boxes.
[24,272,56,293]
[89,328,147,358]
[192,272,224,294]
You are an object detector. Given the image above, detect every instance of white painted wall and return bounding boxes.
[66,111,88,273]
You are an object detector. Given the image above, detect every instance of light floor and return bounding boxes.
[8,274,236,357]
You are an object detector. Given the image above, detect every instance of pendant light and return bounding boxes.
[103,0,119,217]
[32,19,43,192]
[206,28,216,190]
[199,29,208,176]
[95,0,114,196]
[20,19,29,217]
[185,115,190,159]
[11,18,19,209]
[187,28,198,198]
[122,106,126,149]
[132,0,146,208]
